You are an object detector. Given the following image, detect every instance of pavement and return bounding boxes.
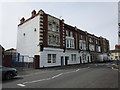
[2,62,119,89]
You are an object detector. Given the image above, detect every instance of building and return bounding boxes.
[17,10,110,68]
[0,45,5,66]
[110,45,120,60]
[118,23,120,44]
[5,48,16,53]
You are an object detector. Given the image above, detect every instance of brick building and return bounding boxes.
[17,10,110,68]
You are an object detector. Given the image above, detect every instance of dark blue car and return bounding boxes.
[0,66,17,80]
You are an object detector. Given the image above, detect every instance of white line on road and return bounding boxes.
[17,84,26,87]
[23,78,51,84]
[17,68,86,87]
[51,73,63,79]
[76,69,80,72]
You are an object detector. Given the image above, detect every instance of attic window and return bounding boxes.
[23,33,25,36]
[34,28,36,32]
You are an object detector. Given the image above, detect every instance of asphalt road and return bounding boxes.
[2,62,119,88]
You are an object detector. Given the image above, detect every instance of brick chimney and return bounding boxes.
[20,17,25,24]
[31,10,36,17]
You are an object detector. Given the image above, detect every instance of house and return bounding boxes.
[110,45,120,61]
[17,10,110,68]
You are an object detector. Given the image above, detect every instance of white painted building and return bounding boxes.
[17,10,110,68]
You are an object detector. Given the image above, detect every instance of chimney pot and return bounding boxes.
[20,17,25,24]
[32,10,36,17]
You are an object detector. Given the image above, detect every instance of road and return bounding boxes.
[2,62,119,88]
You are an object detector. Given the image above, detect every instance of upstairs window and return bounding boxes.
[66,30,73,37]
[70,32,73,37]
[79,40,86,50]
[48,21,59,32]
[89,44,95,51]
[66,39,74,49]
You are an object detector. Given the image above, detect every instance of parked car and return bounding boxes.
[0,66,17,80]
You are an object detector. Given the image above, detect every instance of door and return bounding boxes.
[88,56,89,63]
[65,56,69,65]
[34,55,40,69]
[61,56,64,66]
[80,56,82,64]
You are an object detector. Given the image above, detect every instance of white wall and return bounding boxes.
[64,50,80,65]
[17,15,40,57]
[40,48,64,68]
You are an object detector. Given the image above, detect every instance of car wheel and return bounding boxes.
[5,72,13,80]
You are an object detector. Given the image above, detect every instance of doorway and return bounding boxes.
[61,56,64,66]
[80,56,82,64]
[65,56,69,65]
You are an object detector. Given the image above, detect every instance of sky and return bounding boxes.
[0,1,118,50]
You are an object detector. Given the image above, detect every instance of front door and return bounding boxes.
[61,56,64,66]
[88,56,90,63]
[80,56,82,64]
[65,56,69,65]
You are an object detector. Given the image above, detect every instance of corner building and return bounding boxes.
[17,10,110,68]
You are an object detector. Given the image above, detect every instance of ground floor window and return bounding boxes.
[48,54,56,63]
[71,54,76,61]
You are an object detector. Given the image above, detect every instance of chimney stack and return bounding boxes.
[31,10,36,17]
[20,17,25,24]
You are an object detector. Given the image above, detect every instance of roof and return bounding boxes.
[110,49,120,53]
[6,48,16,52]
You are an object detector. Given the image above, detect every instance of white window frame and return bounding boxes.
[71,54,76,61]
[89,44,95,51]
[66,37,75,49]
[79,40,86,50]
[48,54,56,63]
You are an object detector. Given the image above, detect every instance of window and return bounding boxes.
[66,30,69,36]
[70,32,73,37]
[48,22,52,30]
[79,40,86,50]
[48,54,56,63]
[52,23,56,31]
[53,54,56,63]
[89,38,93,43]
[66,39,74,48]
[48,21,59,32]
[71,54,76,61]
[48,54,51,63]
[96,46,101,52]
[89,44,95,51]
[66,39,69,48]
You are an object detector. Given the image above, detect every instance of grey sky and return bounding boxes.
[0,2,118,50]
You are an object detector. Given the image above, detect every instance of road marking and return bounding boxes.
[64,70,76,74]
[17,68,87,87]
[17,84,26,87]
[76,69,80,72]
[23,78,51,84]
[51,73,63,79]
